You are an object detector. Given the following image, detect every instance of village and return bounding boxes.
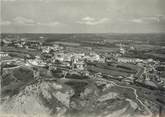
[1,37,165,91]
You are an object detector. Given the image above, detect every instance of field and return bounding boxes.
[87,62,137,78]
[1,67,34,97]
[1,46,39,58]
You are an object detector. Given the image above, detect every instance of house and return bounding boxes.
[75,61,85,70]
[54,53,64,62]
[85,53,100,62]
[120,47,126,54]
[63,53,72,62]
[28,58,46,67]
[41,46,51,53]
[2,39,12,45]
[117,57,142,63]
[0,52,9,57]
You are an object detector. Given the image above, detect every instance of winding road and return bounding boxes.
[95,78,153,117]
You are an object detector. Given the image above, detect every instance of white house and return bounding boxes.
[0,52,9,57]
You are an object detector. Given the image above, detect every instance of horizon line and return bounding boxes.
[1,32,165,34]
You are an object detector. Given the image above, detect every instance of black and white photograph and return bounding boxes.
[0,0,165,117]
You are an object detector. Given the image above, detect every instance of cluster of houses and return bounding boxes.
[27,44,106,71]
[41,45,63,53]
[117,57,159,65]
[2,38,42,50]
[1,38,165,89]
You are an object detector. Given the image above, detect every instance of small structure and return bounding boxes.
[28,57,46,67]
[75,61,85,70]
[85,52,100,62]
[117,57,143,63]
[119,43,126,54]
[0,52,9,57]
[118,57,136,63]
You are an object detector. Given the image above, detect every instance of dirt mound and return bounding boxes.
[1,81,74,117]
[0,80,158,117]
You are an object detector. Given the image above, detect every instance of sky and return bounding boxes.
[0,0,165,33]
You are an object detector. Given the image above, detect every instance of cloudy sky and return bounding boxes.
[0,0,165,33]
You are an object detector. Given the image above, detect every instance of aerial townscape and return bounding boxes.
[0,33,165,117]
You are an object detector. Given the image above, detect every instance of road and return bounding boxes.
[40,73,153,117]
[95,78,153,117]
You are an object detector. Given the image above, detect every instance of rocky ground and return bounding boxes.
[1,78,162,117]
[0,67,163,117]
